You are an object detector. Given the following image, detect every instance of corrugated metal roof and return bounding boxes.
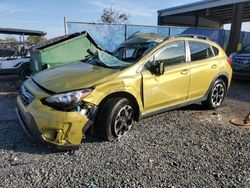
[158,0,250,16]
[0,28,46,36]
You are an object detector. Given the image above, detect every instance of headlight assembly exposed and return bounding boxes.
[44,88,93,110]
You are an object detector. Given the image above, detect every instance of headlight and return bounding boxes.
[44,88,93,109]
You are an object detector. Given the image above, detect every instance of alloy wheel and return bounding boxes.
[211,83,225,107]
[114,105,134,137]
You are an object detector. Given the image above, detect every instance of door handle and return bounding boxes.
[211,64,218,69]
[181,69,189,75]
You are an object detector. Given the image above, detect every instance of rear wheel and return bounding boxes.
[204,79,226,109]
[96,98,134,141]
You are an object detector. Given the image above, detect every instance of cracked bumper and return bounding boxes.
[16,96,92,150]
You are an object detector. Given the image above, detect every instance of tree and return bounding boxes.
[0,36,17,42]
[26,36,46,44]
[100,7,128,24]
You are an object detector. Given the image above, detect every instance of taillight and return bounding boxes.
[228,53,236,66]
[227,58,233,65]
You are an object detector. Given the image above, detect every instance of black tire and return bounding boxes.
[204,79,227,109]
[96,98,135,141]
[19,68,31,81]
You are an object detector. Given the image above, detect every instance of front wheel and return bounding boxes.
[96,98,135,141]
[204,79,227,109]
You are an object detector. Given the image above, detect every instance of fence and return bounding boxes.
[66,21,250,52]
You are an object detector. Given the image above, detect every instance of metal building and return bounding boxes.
[158,0,250,54]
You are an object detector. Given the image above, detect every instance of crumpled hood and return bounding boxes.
[32,62,118,93]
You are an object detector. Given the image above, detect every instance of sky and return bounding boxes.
[0,0,249,39]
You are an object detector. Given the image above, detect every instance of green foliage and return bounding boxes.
[0,37,17,42]
[26,36,46,44]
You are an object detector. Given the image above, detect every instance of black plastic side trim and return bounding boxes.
[205,72,229,98]
[140,96,206,120]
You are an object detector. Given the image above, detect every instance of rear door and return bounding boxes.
[187,40,219,100]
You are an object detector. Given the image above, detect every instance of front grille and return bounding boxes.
[19,85,34,106]
[233,56,250,66]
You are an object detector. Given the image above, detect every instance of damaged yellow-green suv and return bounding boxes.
[16,33,232,150]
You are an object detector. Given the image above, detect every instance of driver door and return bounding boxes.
[141,40,190,113]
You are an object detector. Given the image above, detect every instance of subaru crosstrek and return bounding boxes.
[16,33,232,150]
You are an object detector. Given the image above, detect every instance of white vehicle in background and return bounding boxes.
[0,56,31,80]
[0,28,46,80]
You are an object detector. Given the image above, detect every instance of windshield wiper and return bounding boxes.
[86,59,112,69]
[95,60,112,68]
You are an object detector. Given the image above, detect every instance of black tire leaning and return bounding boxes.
[19,68,31,81]
[96,97,134,141]
[204,79,227,110]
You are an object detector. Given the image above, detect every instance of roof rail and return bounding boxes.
[165,34,209,41]
[127,31,141,40]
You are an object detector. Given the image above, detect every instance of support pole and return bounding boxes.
[124,24,128,41]
[195,16,199,28]
[226,3,244,55]
[64,16,67,35]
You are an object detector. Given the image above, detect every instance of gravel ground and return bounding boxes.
[0,75,249,188]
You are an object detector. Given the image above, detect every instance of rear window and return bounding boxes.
[189,41,214,61]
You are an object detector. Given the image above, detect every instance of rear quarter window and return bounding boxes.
[212,46,219,56]
[189,41,214,61]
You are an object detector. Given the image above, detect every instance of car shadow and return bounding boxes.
[179,103,208,111]
[0,116,105,155]
[0,120,59,154]
[0,75,22,93]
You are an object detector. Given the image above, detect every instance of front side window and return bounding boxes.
[154,41,186,66]
[189,41,214,61]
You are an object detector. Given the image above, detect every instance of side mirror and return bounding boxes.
[155,61,165,76]
[147,56,165,76]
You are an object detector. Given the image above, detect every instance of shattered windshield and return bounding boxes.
[113,42,158,63]
[86,50,131,69]
[85,41,159,69]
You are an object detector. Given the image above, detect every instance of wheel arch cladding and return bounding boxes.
[98,91,140,122]
[217,74,228,89]
[204,72,229,100]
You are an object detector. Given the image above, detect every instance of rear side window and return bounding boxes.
[212,46,219,56]
[189,41,214,61]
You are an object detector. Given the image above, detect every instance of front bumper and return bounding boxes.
[16,82,94,150]
[16,106,92,150]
